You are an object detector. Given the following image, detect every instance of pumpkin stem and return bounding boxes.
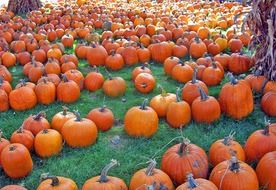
[0,130,2,140]
[222,131,236,145]
[145,159,157,176]
[40,174,60,186]
[187,173,199,189]
[141,62,148,69]
[157,85,167,97]
[33,111,46,121]
[42,129,49,134]
[159,183,168,190]
[178,138,191,156]
[99,105,107,112]
[254,68,262,77]
[140,99,148,110]
[98,159,118,183]
[62,106,68,116]
[61,74,69,82]
[228,73,238,85]
[104,67,113,80]
[191,68,198,84]
[211,61,217,68]
[198,86,208,101]
[17,125,24,133]
[73,111,82,122]
[176,87,181,102]
[263,117,271,136]
[9,145,16,151]
[229,156,240,173]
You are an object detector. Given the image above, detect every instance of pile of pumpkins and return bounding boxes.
[0,120,275,189]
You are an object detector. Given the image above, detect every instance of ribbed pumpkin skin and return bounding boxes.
[256,151,276,190]
[261,91,276,117]
[82,176,128,190]
[176,178,218,190]
[37,176,78,190]
[0,185,27,190]
[209,159,259,190]
[161,142,208,186]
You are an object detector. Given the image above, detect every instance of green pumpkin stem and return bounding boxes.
[73,111,82,121]
[17,125,24,133]
[178,138,191,156]
[192,68,198,84]
[198,87,208,101]
[158,85,167,97]
[145,159,157,176]
[62,106,68,116]
[187,173,199,189]
[229,156,240,173]
[40,174,59,186]
[140,99,148,110]
[98,159,118,183]
[176,87,181,102]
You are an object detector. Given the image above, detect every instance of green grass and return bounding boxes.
[0,44,275,189]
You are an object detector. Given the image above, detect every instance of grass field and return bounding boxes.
[0,42,275,189]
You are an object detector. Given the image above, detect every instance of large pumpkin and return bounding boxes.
[1,143,33,179]
[171,61,194,83]
[62,112,98,148]
[84,67,104,92]
[218,74,253,120]
[209,157,259,190]
[209,133,245,166]
[161,139,209,185]
[176,173,218,190]
[256,151,276,190]
[129,159,174,190]
[37,175,78,190]
[86,44,108,66]
[261,91,276,117]
[150,41,172,63]
[124,99,159,138]
[244,121,276,163]
[9,86,37,111]
[82,160,128,190]
[57,75,80,103]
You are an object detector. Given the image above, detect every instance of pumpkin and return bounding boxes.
[35,78,56,105]
[228,53,252,74]
[172,44,188,58]
[124,99,159,138]
[62,111,98,148]
[228,38,243,53]
[150,41,172,63]
[256,151,276,190]
[245,69,267,93]
[105,51,125,71]
[189,37,207,59]
[57,75,80,103]
[87,106,114,131]
[149,86,176,117]
[137,44,151,62]
[209,157,259,190]
[86,44,108,66]
[23,111,51,136]
[207,42,220,56]
[209,132,245,167]
[121,45,139,65]
[102,74,126,97]
[202,62,223,86]
[10,126,34,151]
[129,159,174,190]
[34,129,62,158]
[9,86,37,111]
[192,87,221,123]
[214,53,230,70]
[161,139,209,185]
[163,56,180,76]
[0,130,10,166]
[0,89,9,112]
[23,58,43,76]
[263,81,276,94]
[176,173,218,190]
[132,63,152,81]
[61,34,74,47]
[261,91,276,117]
[244,120,276,163]
[0,185,27,190]
[171,61,194,83]
[82,159,128,190]
[166,88,191,128]
[28,63,44,83]
[64,69,84,90]
[1,52,16,68]
[84,67,104,92]
[1,143,33,179]
[218,74,253,120]
[47,48,62,61]
[61,61,77,73]
[182,69,209,105]
[134,73,156,94]
[45,59,61,75]
[37,174,78,190]
[0,77,12,95]
[51,106,76,133]
[32,49,47,63]
[0,64,12,82]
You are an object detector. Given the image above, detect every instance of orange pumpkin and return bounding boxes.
[87,106,114,132]
[134,73,156,94]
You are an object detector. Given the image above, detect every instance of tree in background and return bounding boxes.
[7,0,42,14]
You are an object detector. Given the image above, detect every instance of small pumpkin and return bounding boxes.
[35,78,56,105]
[0,89,9,112]
[189,37,207,59]
[132,63,152,81]
[37,174,78,190]
[124,99,159,138]
[23,111,51,136]
[10,126,34,151]
[105,51,125,71]
[171,61,194,83]
[261,91,276,117]
[62,111,98,148]
[0,130,10,166]
[82,159,127,190]
[129,159,174,190]
[134,73,156,94]
[202,62,223,86]
[163,56,180,76]
[51,106,76,133]
[84,67,104,92]
[87,106,114,132]
[245,69,267,93]
[102,73,126,97]
[57,75,80,103]
[9,86,37,111]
